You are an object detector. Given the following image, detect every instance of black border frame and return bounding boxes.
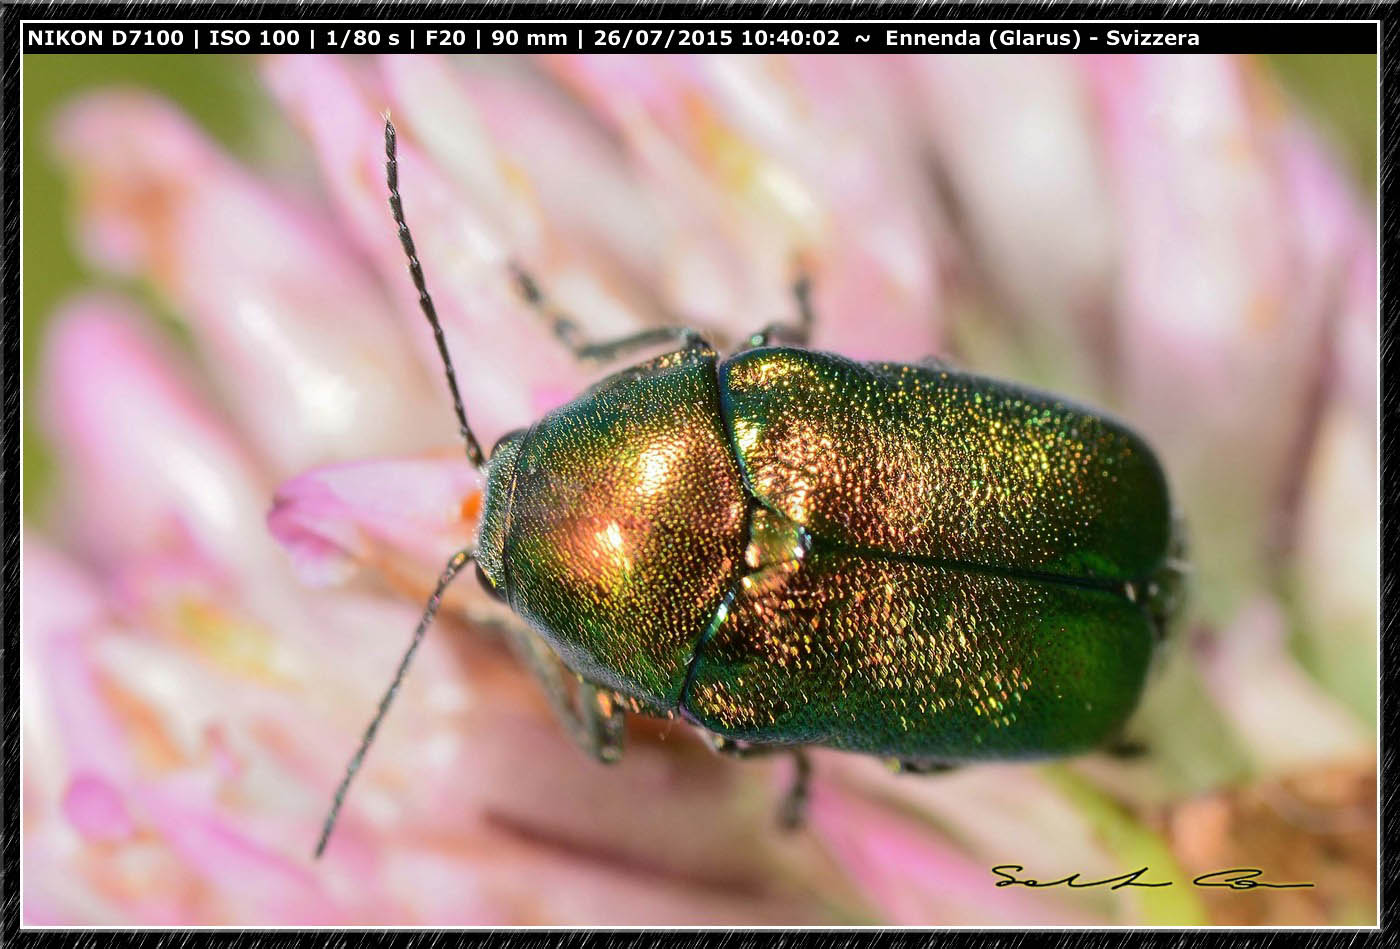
[1,1,1392,943]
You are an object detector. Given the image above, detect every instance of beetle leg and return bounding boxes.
[738,274,816,351]
[577,681,627,764]
[778,749,812,831]
[706,736,812,831]
[916,354,955,372]
[889,758,959,775]
[510,262,712,362]
[706,735,766,758]
[1103,738,1150,760]
[503,623,626,764]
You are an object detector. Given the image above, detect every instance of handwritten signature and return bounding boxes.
[991,865,1315,891]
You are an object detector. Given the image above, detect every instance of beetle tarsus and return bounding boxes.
[708,734,755,758]
[706,736,812,830]
[579,681,627,764]
[792,273,816,340]
[509,261,545,305]
[575,326,713,363]
[738,273,817,351]
[778,749,812,832]
[508,261,712,363]
[503,623,628,764]
[889,758,959,775]
[1103,738,1150,760]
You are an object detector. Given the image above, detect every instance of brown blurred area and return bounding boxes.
[1159,756,1376,925]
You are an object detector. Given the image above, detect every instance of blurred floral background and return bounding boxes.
[21,53,1377,926]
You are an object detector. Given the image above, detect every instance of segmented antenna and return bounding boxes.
[384,116,485,468]
[314,548,476,858]
[315,120,489,858]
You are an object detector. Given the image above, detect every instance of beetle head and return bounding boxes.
[475,428,525,601]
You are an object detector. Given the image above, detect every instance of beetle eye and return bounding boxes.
[475,562,506,602]
[490,429,525,458]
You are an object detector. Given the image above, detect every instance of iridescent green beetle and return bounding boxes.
[314,121,1186,856]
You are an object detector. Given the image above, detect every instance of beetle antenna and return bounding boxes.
[384,117,485,469]
[314,547,476,859]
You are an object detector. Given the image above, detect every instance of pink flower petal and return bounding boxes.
[22,538,135,822]
[1084,55,1315,449]
[134,775,342,923]
[267,454,482,587]
[376,56,540,252]
[1271,118,1378,435]
[1068,58,1378,681]
[39,297,275,585]
[1292,408,1377,719]
[441,60,668,285]
[809,777,1093,924]
[706,56,946,358]
[22,531,106,639]
[262,56,599,444]
[906,55,1115,378]
[382,57,672,349]
[63,773,136,842]
[547,55,945,359]
[1193,598,1367,770]
[54,92,449,478]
